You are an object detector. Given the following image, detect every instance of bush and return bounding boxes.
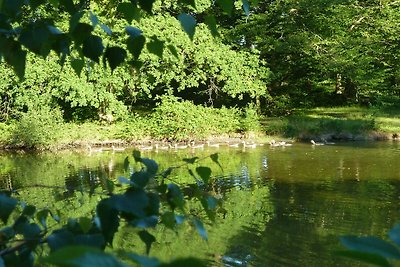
[12,107,64,149]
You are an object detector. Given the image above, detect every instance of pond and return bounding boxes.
[1,141,400,266]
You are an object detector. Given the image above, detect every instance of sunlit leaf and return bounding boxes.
[89,11,99,27]
[178,13,196,41]
[0,194,17,224]
[139,230,156,255]
[340,236,400,259]
[82,35,104,63]
[196,166,211,184]
[336,250,391,267]
[147,37,164,58]
[100,24,112,36]
[389,225,400,246]
[104,46,126,72]
[192,218,207,241]
[42,246,128,267]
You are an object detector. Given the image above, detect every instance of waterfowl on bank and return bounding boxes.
[174,143,188,149]
[226,141,240,147]
[190,141,205,149]
[112,145,126,152]
[155,143,170,150]
[269,140,280,147]
[242,141,257,148]
[311,140,324,146]
[87,145,103,152]
[207,141,220,148]
[139,144,153,150]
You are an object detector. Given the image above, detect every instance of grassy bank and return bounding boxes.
[0,96,263,150]
[263,106,400,141]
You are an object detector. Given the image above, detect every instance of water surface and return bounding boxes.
[1,141,400,266]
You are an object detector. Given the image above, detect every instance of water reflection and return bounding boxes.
[0,142,400,266]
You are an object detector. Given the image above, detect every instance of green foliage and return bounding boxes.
[241,103,261,132]
[0,152,223,267]
[12,106,64,149]
[149,95,241,140]
[339,224,400,266]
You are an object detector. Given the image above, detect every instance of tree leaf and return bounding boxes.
[147,37,164,58]
[241,0,250,16]
[129,215,158,228]
[36,209,49,229]
[167,45,179,59]
[335,250,391,267]
[140,158,158,177]
[137,0,154,14]
[100,24,112,36]
[124,156,130,172]
[159,258,207,267]
[104,46,126,72]
[96,199,119,245]
[59,0,76,14]
[0,194,17,224]
[69,11,84,33]
[22,205,36,217]
[340,236,400,259]
[19,22,51,57]
[389,225,400,246]
[70,58,85,77]
[117,3,141,23]
[216,0,233,14]
[138,230,156,255]
[126,27,146,60]
[183,157,198,164]
[118,176,132,185]
[196,166,211,184]
[42,246,128,267]
[78,217,92,234]
[70,22,93,44]
[126,253,160,267]
[210,153,223,171]
[1,0,25,18]
[178,13,196,41]
[0,39,27,80]
[177,0,196,9]
[167,184,184,210]
[82,35,104,63]
[89,11,99,27]
[130,171,150,188]
[204,15,219,38]
[192,218,207,241]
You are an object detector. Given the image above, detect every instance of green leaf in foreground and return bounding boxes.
[104,46,126,72]
[70,58,85,77]
[126,253,160,267]
[147,37,164,58]
[204,15,219,38]
[210,153,223,171]
[389,224,400,246]
[192,218,208,241]
[340,236,400,259]
[118,3,141,23]
[42,245,129,267]
[196,166,211,184]
[138,230,156,255]
[178,13,196,41]
[335,250,391,267]
[159,258,207,267]
[82,35,104,63]
[0,194,18,224]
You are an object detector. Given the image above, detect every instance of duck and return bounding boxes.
[174,143,188,149]
[311,140,324,146]
[190,141,205,149]
[226,141,240,147]
[207,141,220,148]
[139,144,153,150]
[87,145,103,152]
[278,141,293,147]
[155,143,169,150]
[242,141,257,148]
[269,140,281,147]
[112,145,126,152]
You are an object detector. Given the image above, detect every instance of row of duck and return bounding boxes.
[87,139,333,152]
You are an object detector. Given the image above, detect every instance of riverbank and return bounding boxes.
[1,106,399,151]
